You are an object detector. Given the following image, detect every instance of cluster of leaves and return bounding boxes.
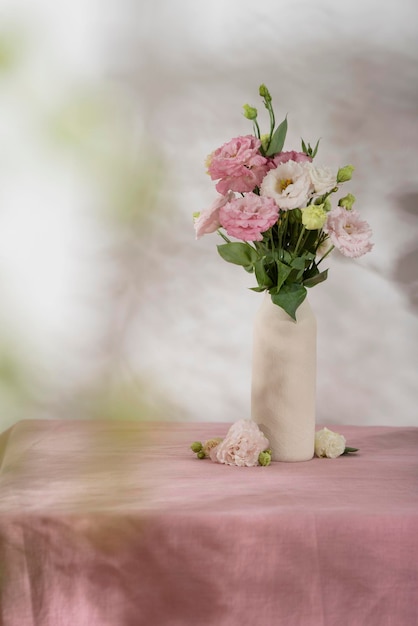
[218,212,329,320]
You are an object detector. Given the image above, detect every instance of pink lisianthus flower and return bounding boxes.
[210,419,270,467]
[219,192,278,242]
[273,151,312,166]
[324,207,373,258]
[207,135,269,195]
[194,192,235,239]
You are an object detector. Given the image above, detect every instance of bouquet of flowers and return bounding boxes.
[194,85,373,319]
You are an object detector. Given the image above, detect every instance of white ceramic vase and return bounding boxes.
[251,293,316,462]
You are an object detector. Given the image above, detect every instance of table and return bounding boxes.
[0,419,417,626]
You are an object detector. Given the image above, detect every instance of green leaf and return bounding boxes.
[301,138,307,154]
[304,268,328,288]
[254,258,273,289]
[287,256,305,282]
[282,250,292,264]
[271,284,307,320]
[275,260,292,291]
[249,286,266,292]
[303,251,316,262]
[342,446,359,454]
[291,257,305,269]
[311,138,321,158]
[266,116,288,156]
[217,243,258,267]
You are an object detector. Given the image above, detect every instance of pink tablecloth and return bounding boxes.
[0,419,417,626]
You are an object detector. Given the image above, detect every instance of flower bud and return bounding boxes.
[190,441,203,453]
[259,84,272,102]
[301,204,327,230]
[197,450,206,459]
[336,165,354,183]
[260,133,270,152]
[243,104,258,120]
[338,193,356,210]
[323,197,332,212]
[258,451,272,466]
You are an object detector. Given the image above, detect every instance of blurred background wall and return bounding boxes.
[0,0,417,432]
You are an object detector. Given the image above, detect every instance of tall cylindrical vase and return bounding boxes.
[251,293,316,462]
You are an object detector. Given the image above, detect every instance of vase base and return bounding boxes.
[255,420,315,463]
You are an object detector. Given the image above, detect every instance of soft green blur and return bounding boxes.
[0,25,174,432]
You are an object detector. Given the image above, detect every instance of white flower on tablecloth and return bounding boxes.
[210,419,270,467]
[315,427,346,459]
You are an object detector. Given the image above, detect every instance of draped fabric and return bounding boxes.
[0,420,417,625]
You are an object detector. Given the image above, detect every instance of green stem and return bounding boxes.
[253,120,261,139]
[217,229,231,243]
[261,97,275,151]
[278,212,288,259]
[315,187,338,206]
[269,227,275,254]
[283,212,289,254]
[317,244,335,266]
[267,102,275,139]
[293,225,306,257]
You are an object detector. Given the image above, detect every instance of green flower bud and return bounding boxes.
[314,196,331,211]
[301,204,327,230]
[258,451,272,466]
[336,165,354,183]
[338,193,356,210]
[259,84,272,102]
[323,197,332,212]
[260,133,270,152]
[190,441,203,453]
[197,450,206,459]
[243,104,258,120]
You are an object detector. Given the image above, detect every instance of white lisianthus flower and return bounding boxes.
[308,165,337,195]
[314,427,346,459]
[260,160,312,210]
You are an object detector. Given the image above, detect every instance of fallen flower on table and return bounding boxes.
[314,427,359,459]
[190,419,272,467]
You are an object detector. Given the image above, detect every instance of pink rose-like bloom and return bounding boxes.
[273,151,312,166]
[324,207,373,258]
[194,192,235,239]
[208,135,269,195]
[219,192,279,242]
[211,419,270,467]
